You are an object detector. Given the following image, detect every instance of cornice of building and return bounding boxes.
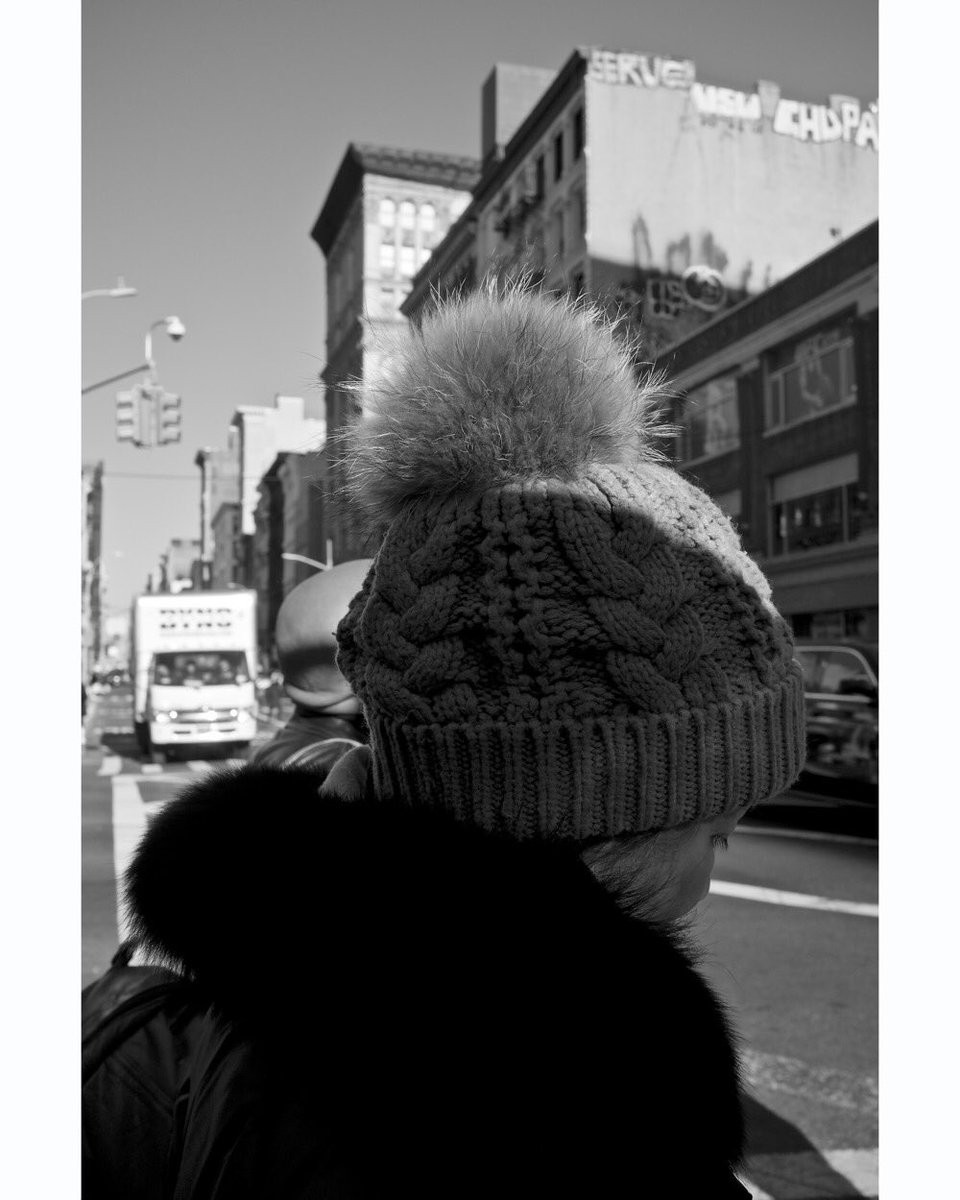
[472,47,589,209]
[312,142,480,256]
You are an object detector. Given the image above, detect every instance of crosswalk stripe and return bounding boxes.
[96,755,122,777]
[739,1147,878,1199]
[110,776,147,944]
[140,763,163,775]
[709,880,878,917]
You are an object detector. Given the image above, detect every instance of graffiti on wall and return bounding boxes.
[586,48,879,152]
[609,224,749,357]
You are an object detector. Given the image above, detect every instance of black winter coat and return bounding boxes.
[83,765,752,1198]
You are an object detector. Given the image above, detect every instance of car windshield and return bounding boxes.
[152,651,250,686]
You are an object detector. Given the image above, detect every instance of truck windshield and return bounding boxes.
[152,651,250,687]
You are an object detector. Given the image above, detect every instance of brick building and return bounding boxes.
[663,220,878,639]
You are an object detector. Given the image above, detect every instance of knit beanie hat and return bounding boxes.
[336,286,805,840]
[275,558,373,708]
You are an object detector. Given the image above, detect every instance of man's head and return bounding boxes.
[275,558,374,714]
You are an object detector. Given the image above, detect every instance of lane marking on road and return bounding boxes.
[742,1049,878,1115]
[739,1148,878,1200]
[97,755,122,777]
[709,880,878,917]
[111,775,149,945]
[739,825,877,848]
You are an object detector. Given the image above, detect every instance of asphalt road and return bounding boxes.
[82,686,878,1200]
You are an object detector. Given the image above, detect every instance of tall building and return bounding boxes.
[311,143,479,558]
[195,440,241,588]
[404,47,878,361]
[211,502,243,591]
[251,457,287,660]
[250,448,328,662]
[229,395,326,585]
[81,462,104,680]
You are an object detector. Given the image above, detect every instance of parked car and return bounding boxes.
[792,639,878,796]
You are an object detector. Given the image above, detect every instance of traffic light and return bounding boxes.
[137,384,158,447]
[116,390,136,442]
[157,388,182,444]
[113,384,181,447]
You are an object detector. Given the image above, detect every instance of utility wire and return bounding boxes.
[103,471,198,481]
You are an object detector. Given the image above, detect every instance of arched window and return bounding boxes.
[420,202,436,233]
[379,198,396,228]
[399,200,416,230]
[379,242,396,273]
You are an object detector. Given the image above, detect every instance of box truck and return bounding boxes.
[130,590,258,759]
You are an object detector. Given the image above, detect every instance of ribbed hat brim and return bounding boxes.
[365,673,806,840]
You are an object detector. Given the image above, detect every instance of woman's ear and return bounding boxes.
[319,744,372,801]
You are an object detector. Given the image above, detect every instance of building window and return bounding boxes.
[420,202,436,233]
[571,188,586,241]
[379,198,396,228]
[573,107,585,159]
[554,130,564,180]
[769,453,861,556]
[535,154,545,199]
[399,244,416,277]
[765,325,857,431]
[676,373,740,461]
[379,242,395,273]
[399,200,416,230]
[552,207,565,259]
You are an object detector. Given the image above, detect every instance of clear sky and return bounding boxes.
[82,0,878,615]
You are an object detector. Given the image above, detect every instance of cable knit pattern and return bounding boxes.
[336,286,805,838]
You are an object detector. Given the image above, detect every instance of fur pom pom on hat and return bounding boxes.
[337,284,805,840]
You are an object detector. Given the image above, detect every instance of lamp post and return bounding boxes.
[81,314,186,396]
[81,276,138,301]
[144,316,186,383]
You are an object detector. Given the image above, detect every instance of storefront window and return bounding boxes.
[771,482,861,555]
[676,373,739,461]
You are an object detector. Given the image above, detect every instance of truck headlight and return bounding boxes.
[153,710,178,724]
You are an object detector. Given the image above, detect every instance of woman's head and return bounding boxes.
[336,284,805,841]
[581,805,752,923]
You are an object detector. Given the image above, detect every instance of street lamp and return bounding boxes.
[144,316,186,383]
[81,276,138,301]
[81,313,186,396]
